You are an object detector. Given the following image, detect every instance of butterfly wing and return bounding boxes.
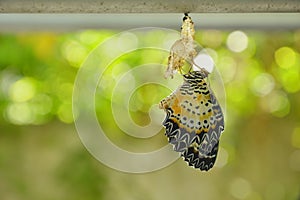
[182,90,224,171]
[159,72,224,171]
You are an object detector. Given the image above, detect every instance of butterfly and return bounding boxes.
[159,70,224,171]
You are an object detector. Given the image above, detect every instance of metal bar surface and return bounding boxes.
[0,0,299,13]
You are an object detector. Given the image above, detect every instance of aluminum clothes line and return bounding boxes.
[0,0,300,13]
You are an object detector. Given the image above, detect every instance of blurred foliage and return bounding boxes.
[0,28,300,200]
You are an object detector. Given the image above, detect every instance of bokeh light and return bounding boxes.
[6,102,33,125]
[229,177,252,199]
[215,147,228,168]
[276,64,300,93]
[117,32,138,52]
[0,28,300,200]
[275,46,296,69]
[57,102,73,123]
[62,40,88,68]
[226,31,248,53]
[217,56,237,83]
[250,73,275,96]
[260,90,290,117]
[193,53,214,73]
[9,77,36,102]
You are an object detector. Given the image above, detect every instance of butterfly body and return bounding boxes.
[159,71,224,171]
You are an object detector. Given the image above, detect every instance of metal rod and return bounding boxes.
[0,0,299,13]
[0,14,299,32]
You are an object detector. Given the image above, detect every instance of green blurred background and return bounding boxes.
[0,23,300,200]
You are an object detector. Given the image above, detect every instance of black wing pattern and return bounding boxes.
[159,71,224,171]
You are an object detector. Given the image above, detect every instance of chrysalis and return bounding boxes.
[164,13,197,79]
